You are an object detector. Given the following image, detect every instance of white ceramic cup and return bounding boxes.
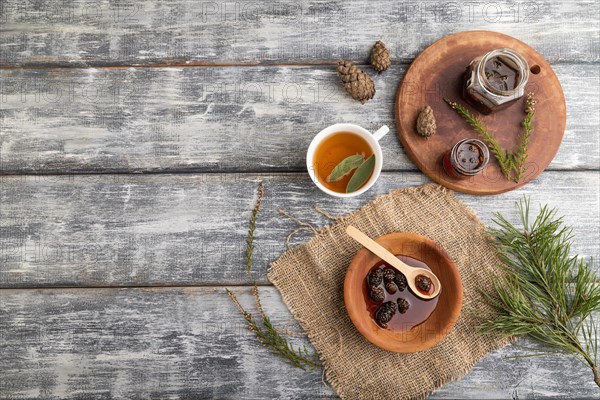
[306,123,389,198]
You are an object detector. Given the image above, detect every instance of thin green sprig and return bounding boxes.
[481,198,600,387]
[228,183,321,370]
[245,182,264,274]
[444,94,536,183]
[444,98,513,175]
[512,94,536,182]
[226,284,321,371]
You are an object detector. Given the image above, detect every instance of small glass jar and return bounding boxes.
[463,48,529,115]
[443,138,490,178]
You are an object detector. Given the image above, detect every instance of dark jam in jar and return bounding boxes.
[463,48,529,115]
[364,255,439,332]
[443,138,490,178]
[484,56,519,92]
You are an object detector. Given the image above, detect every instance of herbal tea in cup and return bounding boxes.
[306,124,388,197]
[314,132,373,193]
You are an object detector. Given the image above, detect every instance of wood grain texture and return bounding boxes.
[0,0,598,67]
[1,171,598,288]
[1,286,599,399]
[0,64,598,173]
[1,0,598,397]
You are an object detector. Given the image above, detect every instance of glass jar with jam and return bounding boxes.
[443,138,489,178]
[463,48,529,115]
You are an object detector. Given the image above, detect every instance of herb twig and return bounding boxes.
[481,198,600,387]
[227,284,321,371]
[512,94,536,182]
[444,94,536,183]
[245,182,264,274]
[229,183,321,370]
[444,98,513,176]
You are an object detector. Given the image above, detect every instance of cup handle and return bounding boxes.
[372,125,389,141]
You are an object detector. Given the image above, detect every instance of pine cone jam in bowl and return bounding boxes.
[344,232,463,353]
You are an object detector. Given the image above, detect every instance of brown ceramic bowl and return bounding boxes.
[344,232,463,352]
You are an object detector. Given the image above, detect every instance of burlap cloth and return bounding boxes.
[268,184,511,399]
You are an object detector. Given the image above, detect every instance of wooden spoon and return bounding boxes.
[346,225,441,300]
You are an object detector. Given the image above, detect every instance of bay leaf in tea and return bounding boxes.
[313,132,374,193]
[327,154,365,182]
[346,155,375,193]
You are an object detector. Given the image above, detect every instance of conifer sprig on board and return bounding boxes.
[444,93,536,183]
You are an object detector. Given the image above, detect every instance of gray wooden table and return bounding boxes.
[1,1,599,398]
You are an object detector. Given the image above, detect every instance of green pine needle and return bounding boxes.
[482,198,600,387]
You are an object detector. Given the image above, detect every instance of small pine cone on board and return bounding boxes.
[370,40,391,73]
[416,105,437,138]
[337,60,376,103]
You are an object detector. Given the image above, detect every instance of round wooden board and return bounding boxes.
[396,31,566,195]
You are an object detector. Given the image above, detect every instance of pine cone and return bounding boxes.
[370,40,391,73]
[416,106,436,138]
[337,60,375,103]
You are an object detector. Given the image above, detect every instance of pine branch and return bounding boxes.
[252,280,267,321]
[511,93,536,182]
[226,287,321,371]
[482,198,600,387]
[444,96,536,183]
[228,183,321,371]
[245,182,264,275]
[444,98,513,179]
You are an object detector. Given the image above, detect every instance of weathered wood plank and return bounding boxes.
[1,286,598,399]
[0,0,598,66]
[0,64,598,173]
[0,171,598,288]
